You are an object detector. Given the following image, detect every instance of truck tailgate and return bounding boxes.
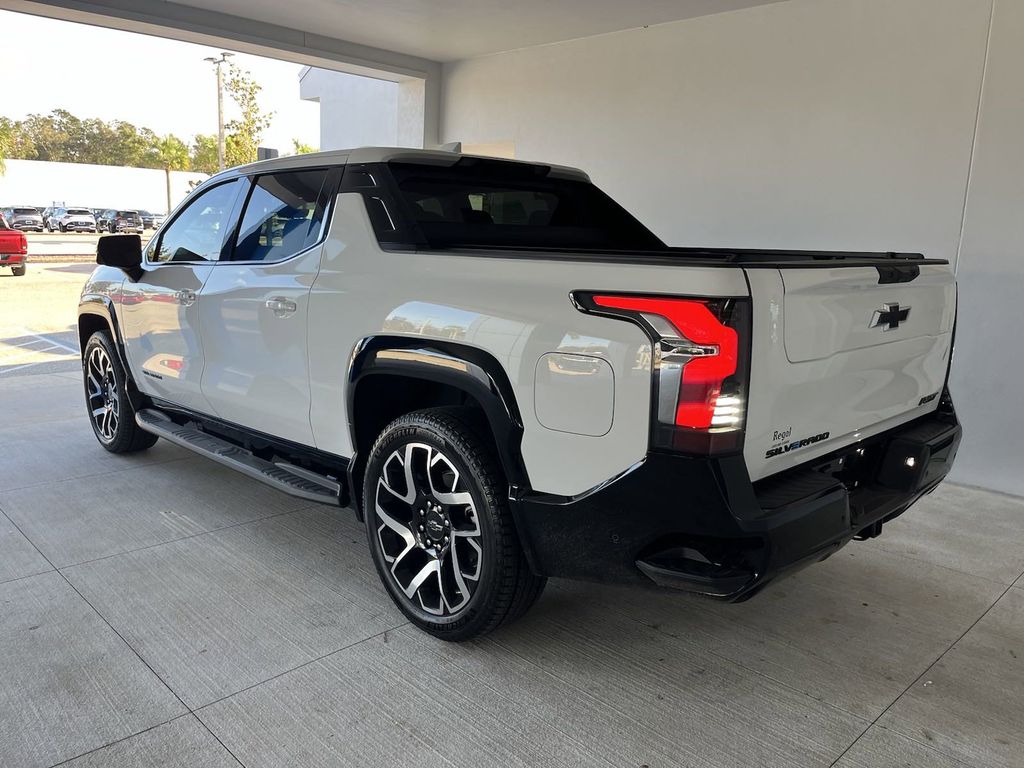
[743,263,955,482]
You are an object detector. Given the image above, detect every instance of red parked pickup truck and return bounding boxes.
[0,213,28,276]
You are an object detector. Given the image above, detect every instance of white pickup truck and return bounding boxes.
[78,148,961,640]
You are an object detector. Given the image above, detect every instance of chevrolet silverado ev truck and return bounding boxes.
[77,148,961,640]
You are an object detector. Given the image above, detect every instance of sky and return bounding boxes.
[0,10,321,151]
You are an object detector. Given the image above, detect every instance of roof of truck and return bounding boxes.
[207,146,589,184]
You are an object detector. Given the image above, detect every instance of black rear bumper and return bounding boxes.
[509,395,961,600]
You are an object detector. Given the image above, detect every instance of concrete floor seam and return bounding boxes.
[191,620,412,715]
[54,504,315,573]
[826,580,1015,767]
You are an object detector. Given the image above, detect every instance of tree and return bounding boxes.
[190,134,219,174]
[223,63,274,167]
[291,139,317,155]
[155,135,190,212]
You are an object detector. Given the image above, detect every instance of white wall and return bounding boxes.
[441,0,1024,496]
[299,68,399,150]
[948,0,1024,495]
[0,159,207,214]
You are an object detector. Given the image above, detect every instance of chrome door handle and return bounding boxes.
[265,297,297,316]
[176,289,196,306]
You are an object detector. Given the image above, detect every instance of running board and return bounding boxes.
[136,409,342,506]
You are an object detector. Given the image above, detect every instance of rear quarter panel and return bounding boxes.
[309,194,749,497]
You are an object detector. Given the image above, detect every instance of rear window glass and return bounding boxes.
[388,160,664,251]
[13,208,37,214]
[67,209,91,215]
[117,211,138,217]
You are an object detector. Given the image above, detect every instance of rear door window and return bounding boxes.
[231,169,332,263]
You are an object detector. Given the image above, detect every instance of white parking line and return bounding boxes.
[15,329,79,354]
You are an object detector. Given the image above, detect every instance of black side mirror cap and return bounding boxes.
[96,234,143,278]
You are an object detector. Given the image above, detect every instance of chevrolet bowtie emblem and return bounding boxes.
[870,302,911,331]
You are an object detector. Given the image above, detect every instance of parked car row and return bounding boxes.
[0,205,166,233]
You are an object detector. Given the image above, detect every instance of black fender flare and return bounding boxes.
[78,294,144,409]
[347,335,530,502]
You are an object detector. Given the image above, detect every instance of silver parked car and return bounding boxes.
[3,206,44,232]
[49,207,98,233]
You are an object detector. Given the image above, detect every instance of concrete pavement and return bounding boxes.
[0,266,1021,767]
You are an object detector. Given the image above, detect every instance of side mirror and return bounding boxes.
[96,234,143,278]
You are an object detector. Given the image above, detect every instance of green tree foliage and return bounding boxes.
[223,63,275,167]
[291,139,317,155]
[0,109,270,174]
[190,134,219,174]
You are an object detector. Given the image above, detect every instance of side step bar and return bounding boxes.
[136,409,342,506]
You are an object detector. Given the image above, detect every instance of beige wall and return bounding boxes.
[441,0,1024,496]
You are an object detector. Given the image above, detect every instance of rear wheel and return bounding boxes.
[11,265,25,277]
[82,331,158,453]
[364,407,545,641]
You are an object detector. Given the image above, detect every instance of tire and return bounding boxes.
[363,407,545,641]
[82,331,158,453]
[11,265,25,277]
[59,223,66,233]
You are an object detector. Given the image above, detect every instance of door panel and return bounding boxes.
[120,177,246,413]
[121,263,215,412]
[197,168,335,446]
[199,249,321,445]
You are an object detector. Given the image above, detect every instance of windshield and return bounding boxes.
[387,160,665,251]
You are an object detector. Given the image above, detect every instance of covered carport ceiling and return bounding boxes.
[170,0,786,60]
[7,0,786,62]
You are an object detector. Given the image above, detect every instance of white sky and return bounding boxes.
[0,10,321,151]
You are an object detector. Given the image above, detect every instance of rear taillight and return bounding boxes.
[573,292,750,454]
[17,233,27,253]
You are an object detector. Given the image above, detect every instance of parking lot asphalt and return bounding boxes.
[1,264,1022,767]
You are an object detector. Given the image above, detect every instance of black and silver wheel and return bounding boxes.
[364,408,545,640]
[82,331,158,453]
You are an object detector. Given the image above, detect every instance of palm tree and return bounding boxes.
[154,135,190,212]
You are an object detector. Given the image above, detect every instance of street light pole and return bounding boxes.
[204,52,234,171]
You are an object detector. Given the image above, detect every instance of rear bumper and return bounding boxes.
[510,393,961,600]
[0,254,26,263]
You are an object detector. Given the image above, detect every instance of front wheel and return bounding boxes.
[82,331,158,453]
[364,408,546,641]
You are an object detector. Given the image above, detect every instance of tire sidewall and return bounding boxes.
[363,419,502,635]
[83,332,130,450]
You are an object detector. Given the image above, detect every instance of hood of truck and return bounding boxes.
[742,263,955,482]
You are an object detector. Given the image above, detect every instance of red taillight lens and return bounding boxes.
[577,292,750,454]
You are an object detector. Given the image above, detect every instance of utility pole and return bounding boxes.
[204,52,233,170]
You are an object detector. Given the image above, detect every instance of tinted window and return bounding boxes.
[232,170,330,262]
[151,180,242,263]
[67,208,90,215]
[13,208,37,215]
[387,160,664,251]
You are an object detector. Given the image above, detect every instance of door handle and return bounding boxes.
[176,289,196,307]
[265,297,297,316]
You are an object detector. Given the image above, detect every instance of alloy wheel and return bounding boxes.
[86,345,120,443]
[373,442,483,616]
